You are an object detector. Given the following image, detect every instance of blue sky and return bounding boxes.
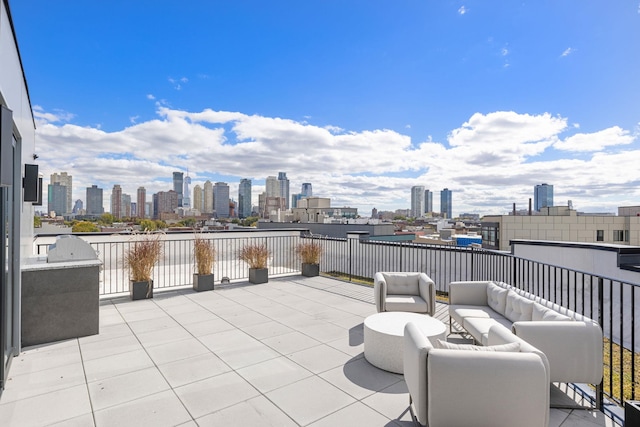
[11,1,640,216]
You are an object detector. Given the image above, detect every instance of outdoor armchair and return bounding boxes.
[374,272,435,315]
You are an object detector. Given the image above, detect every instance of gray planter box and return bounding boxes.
[193,273,215,292]
[131,280,154,300]
[302,263,320,277]
[249,268,268,284]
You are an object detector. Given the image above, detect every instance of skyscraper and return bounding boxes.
[182,173,191,208]
[137,187,146,218]
[238,178,252,218]
[193,184,203,212]
[425,189,433,213]
[173,171,184,207]
[72,199,83,214]
[203,180,213,213]
[47,182,67,216]
[50,172,72,214]
[411,186,425,218]
[265,176,279,198]
[121,193,131,218]
[440,188,452,219]
[278,172,290,209]
[86,185,104,215]
[534,183,554,211]
[111,185,122,219]
[301,183,312,198]
[214,182,230,218]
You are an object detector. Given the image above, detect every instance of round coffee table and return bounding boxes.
[364,312,446,374]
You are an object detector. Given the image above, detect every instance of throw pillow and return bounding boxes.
[435,339,520,352]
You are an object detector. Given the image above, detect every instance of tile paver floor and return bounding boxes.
[0,276,621,426]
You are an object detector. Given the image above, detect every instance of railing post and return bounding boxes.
[597,277,604,411]
[470,248,475,281]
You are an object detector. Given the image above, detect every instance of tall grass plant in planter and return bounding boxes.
[238,243,270,284]
[125,233,163,300]
[296,240,323,277]
[193,234,216,292]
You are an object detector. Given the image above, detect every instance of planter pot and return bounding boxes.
[249,268,268,284]
[301,263,320,277]
[130,280,153,300]
[193,273,215,292]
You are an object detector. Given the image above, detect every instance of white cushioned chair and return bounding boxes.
[404,322,550,427]
[374,272,435,315]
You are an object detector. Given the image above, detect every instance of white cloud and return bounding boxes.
[561,47,574,57]
[33,105,75,126]
[33,107,639,216]
[146,94,156,100]
[554,126,636,152]
[501,47,509,56]
[458,6,467,15]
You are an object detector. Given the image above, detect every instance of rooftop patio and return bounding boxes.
[0,276,618,426]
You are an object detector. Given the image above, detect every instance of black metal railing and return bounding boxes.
[34,230,639,411]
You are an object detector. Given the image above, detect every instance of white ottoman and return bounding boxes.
[364,311,446,374]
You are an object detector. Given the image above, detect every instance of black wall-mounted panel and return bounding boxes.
[24,164,39,202]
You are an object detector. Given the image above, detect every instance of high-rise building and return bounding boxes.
[411,186,425,218]
[534,183,554,211]
[137,187,146,218]
[278,172,290,209]
[203,180,213,213]
[193,184,203,212]
[238,178,252,218]
[111,185,123,219]
[291,194,303,208]
[214,182,230,218]
[173,171,184,207]
[50,172,72,214]
[182,173,191,208]
[301,183,312,198]
[121,193,131,218]
[154,190,179,218]
[72,199,83,214]
[266,176,279,198]
[425,189,433,213]
[371,207,378,219]
[86,185,104,215]
[441,188,452,219]
[47,182,67,216]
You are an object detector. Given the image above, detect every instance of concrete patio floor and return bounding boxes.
[0,276,620,426]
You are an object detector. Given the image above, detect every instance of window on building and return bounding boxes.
[596,230,604,242]
[613,230,624,242]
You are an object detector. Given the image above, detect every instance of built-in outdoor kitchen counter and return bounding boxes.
[21,236,102,346]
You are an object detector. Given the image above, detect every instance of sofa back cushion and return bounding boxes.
[384,272,420,295]
[486,282,508,314]
[531,302,573,321]
[435,339,520,352]
[504,291,535,322]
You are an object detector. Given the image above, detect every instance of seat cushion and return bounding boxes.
[385,294,428,313]
[463,316,512,345]
[449,305,495,326]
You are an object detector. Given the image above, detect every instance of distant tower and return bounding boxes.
[72,199,83,214]
[534,183,554,211]
[47,182,67,216]
[121,193,131,218]
[301,183,313,198]
[203,180,213,213]
[266,176,279,198]
[50,172,73,214]
[86,185,104,215]
[371,207,378,219]
[173,172,184,207]
[425,189,433,213]
[411,186,425,218]
[278,172,290,209]
[137,187,146,218]
[214,182,230,218]
[440,188,452,219]
[182,173,191,208]
[193,184,203,212]
[238,178,252,218]
[111,185,123,219]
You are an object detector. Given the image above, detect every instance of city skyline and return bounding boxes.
[14,2,640,216]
